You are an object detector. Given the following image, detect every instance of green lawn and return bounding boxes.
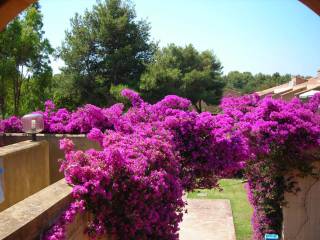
[188,179,253,240]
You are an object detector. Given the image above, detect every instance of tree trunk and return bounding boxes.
[194,101,201,113]
[0,78,6,119]
[13,72,22,115]
[13,76,19,115]
[0,98,5,119]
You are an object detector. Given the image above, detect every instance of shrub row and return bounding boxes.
[221,93,320,238]
[2,91,319,240]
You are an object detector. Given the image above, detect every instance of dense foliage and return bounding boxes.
[1,90,319,239]
[56,0,155,108]
[0,3,53,117]
[1,0,297,117]
[1,2,317,239]
[0,100,123,134]
[224,71,291,95]
[140,44,224,112]
[221,93,320,239]
[42,89,246,240]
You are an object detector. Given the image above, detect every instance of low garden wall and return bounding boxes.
[0,133,101,184]
[0,179,111,240]
[0,140,49,211]
[282,163,320,240]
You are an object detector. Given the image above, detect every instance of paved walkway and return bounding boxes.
[179,199,236,240]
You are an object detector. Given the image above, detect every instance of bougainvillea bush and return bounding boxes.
[2,89,319,240]
[43,89,248,240]
[221,93,320,239]
[0,116,23,133]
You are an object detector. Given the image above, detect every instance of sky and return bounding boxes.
[39,0,320,76]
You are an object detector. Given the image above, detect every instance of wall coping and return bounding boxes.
[0,140,47,157]
[0,179,72,240]
[1,133,87,138]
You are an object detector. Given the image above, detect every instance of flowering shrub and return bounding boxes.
[41,100,124,134]
[0,100,123,134]
[2,89,319,240]
[112,93,248,190]
[46,129,185,240]
[220,93,260,118]
[0,116,22,133]
[222,94,320,239]
[43,200,86,240]
[44,90,248,240]
[163,110,248,190]
[305,92,320,113]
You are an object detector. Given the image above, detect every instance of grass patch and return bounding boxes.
[188,179,253,240]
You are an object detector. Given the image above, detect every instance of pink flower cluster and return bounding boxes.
[41,100,124,133]
[56,126,184,239]
[222,93,320,239]
[43,200,86,240]
[0,100,124,134]
[0,116,22,133]
[111,94,248,190]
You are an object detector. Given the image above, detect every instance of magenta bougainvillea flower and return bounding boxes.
[0,116,22,133]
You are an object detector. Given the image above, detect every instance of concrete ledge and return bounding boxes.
[0,140,45,156]
[0,179,112,240]
[0,179,72,240]
[1,133,88,138]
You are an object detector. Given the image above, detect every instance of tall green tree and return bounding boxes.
[140,44,224,112]
[59,0,155,107]
[0,3,53,116]
[0,58,15,118]
[51,72,80,110]
[0,20,20,118]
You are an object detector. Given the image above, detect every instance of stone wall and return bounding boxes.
[0,140,49,211]
[282,164,320,240]
[1,134,101,184]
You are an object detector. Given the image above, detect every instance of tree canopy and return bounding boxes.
[224,71,291,94]
[0,3,53,117]
[0,1,296,116]
[140,44,224,112]
[58,0,155,107]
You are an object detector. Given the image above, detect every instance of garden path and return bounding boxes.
[179,199,236,240]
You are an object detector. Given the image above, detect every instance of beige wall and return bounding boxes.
[282,164,320,240]
[1,134,101,184]
[0,140,49,211]
[0,179,111,240]
[281,92,295,101]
